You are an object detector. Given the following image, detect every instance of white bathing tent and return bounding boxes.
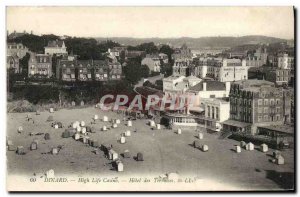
[198,133,203,139]
[127,120,132,127]
[177,128,182,135]
[202,145,209,152]
[246,142,254,151]
[109,149,118,160]
[125,130,131,137]
[120,136,126,144]
[236,145,241,153]
[260,144,268,153]
[103,116,108,122]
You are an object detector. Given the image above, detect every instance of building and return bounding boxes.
[275,53,294,69]
[7,43,29,59]
[192,57,248,82]
[186,80,231,102]
[194,98,230,132]
[172,59,193,76]
[28,53,52,78]
[44,40,68,56]
[57,59,122,81]
[246,46,268,68]
[77,60,93,81]
[7,55,20,73]
[172,43,193,60]
[57,59,76,81]
[159,53,169,64]
[163,75,202,95]
[7,30,30,40]
[223,80,290,135]
[264,68,291,86]
[141,55,161,74]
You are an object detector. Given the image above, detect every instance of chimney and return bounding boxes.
[203,82,207,91]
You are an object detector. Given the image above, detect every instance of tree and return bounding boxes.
[159,44,174,61]
[19,52,30,77]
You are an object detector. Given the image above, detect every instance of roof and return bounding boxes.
[222,120,251,128]
[258,125,294,135]
[184,75,201,81]
[188,81,226,92]
[47,40,65,48]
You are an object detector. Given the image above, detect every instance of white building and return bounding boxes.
[141,56,161,74]
[276,53,294,69]
[44,40,68,56]
[187,80,231,102]
[192,58,248,82]
[195,98,230,132]
[163,75,202,96]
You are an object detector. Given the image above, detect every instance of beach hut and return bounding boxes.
[76,126,82,132]
[193,140,201,148]
[102,126,107,131]
[81,127,87,134]
[108,149,118,160]
[117,161,124,172]
[127,120,132,127]
[71,101,76,106]
[120,136,126,144]
[240,141,246,148]
[30,141,38,150]
[137,152,144,161]
[276,155,285,165]
[177,128,182,135]
[202,145,209,152]
[80,101,84,106]
[116,119,121,124]
[125,130,131,137]
[82,136,90,144]
[103,116,108,122]
[112,123,118,128]
[46,169,55,178]
[156,124,161,130]
[273,150,281,159]
[54,124,59,129]
[94,115,99,120]
[123,150,131,158]
[236,145,241,153]
[198,133,203,139]
[81,121,85,127]
[150,120,156,127]
[47,116,54,122]
[49,108,54,113]
[16,146,24,155]
[52,148,58,155]
[17,126,23,133]
[246,142,254,151]
[44,133,50,140]
[74,133,80,140]
[260,144,268,153]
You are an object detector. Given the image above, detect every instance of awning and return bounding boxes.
[223,120,251,128]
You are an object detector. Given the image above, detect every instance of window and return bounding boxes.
[216,107,219,119]
[258,116,262,122]
[276,115,280,121]
[276,99,280,105]
[207,106,210,117]
[258,108,262,113]
[264,99,268,105]
[258,99,262,105]
[276,107,280,113]
[264,108,268,113]
[212,107,215,119]
[264,115,269,121]
[270,99,274,105]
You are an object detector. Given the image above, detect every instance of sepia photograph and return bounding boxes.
[5,6,295,191]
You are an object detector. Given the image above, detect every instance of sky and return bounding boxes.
[6,6,294,39]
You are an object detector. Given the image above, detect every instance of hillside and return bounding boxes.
[95,35,287,48]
